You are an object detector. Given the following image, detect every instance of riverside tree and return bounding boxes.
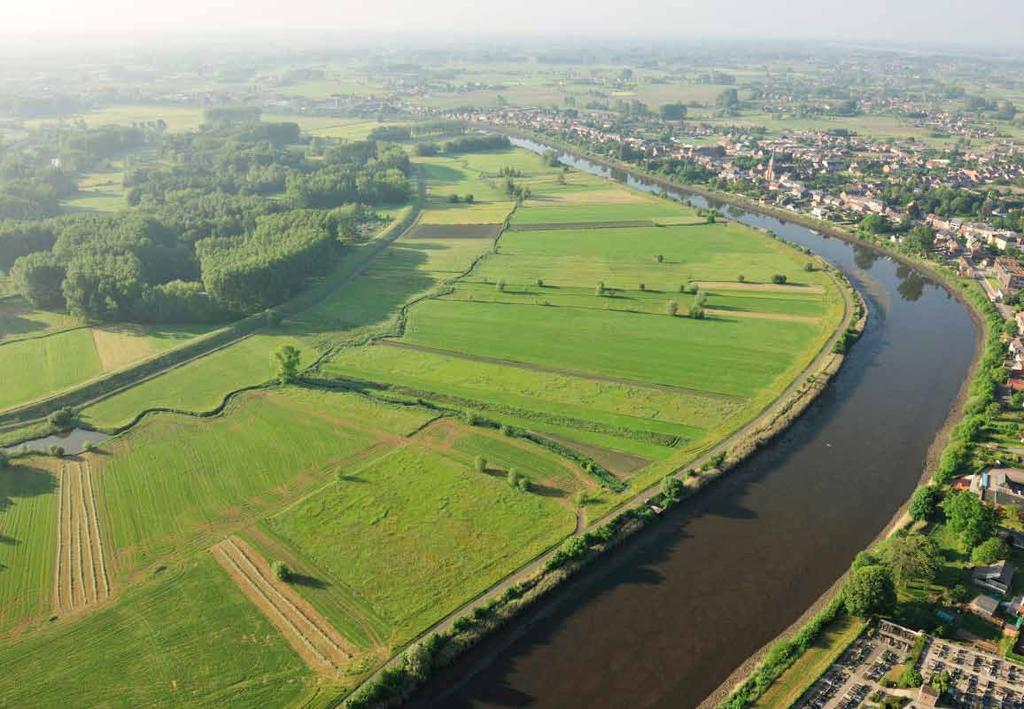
[842,564,896,617]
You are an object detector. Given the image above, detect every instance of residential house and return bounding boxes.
[972,559,1015,595]
[972,467,1024,509]
[969,593,1001,618]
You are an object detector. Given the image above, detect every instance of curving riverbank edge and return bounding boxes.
[473,124,997,709]
[337,137,866,709]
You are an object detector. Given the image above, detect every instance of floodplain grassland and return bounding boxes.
[266,419,577,646]
[0,458,58,634]
[91,387,433,575]
[323,145,844,513]
[0,555,313,708]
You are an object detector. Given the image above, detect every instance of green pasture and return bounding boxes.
[0,459,58,634]
[268,434,575,644]
[401,298,821,398]
[93,388,433,573]
[0,556,312,707]
[0,328,102,412]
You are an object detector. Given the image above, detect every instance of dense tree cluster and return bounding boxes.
[2,120,411,323]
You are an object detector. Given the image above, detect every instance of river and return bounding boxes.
[408,139,978,707]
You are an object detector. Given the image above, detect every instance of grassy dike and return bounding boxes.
[473,125,1001,707]
[335,226,863,707]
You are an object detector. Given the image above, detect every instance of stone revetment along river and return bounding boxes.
[409,138,977,708]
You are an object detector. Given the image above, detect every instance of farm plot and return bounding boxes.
[91,388,435,575]
[407,223,502,239]
[0,555,312,707]
[53,461,111,613]
[211,537,352,674]
[267,428,576,645]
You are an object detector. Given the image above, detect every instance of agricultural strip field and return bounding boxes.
[53,461,111,613]
[211,536,352,674]
[0,320,213,414]
[0,556,313,707]
[0,458,58,634]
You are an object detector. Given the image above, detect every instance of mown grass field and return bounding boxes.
[267,423,576,645]
[0,555,313,707]
[0,320,213,414]
[92,387,433,573]
[0,459,58,634]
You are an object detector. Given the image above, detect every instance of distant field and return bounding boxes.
[26,105,206,132]
[0,556,312,706]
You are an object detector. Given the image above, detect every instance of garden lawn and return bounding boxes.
[92,388,433,572]
[268,436,575,644]
[0,555,312,708]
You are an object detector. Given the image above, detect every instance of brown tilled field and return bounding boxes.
[211,536,353,673]
[53,461,111,613]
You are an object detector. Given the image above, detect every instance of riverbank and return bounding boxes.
[341,140,864,708]
[467,127,990,708]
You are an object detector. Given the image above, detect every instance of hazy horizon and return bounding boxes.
[3,0,1022,51]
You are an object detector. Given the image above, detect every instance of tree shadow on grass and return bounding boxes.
[0,462,57,515]
[289,573,330,590]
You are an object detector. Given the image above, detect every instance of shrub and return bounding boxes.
[475,456,487,473]
[639,282,646,291]
[48,407,76,431]
[507,468,522,487]
[771,274,788,285]
[656,254,664,263]
[660,475,683,502]
[804,262,815,272]
[271,560,291,581]
[536,278,544,287]
[738,274,745,282]
[595,281,605,296]
[49,445,65,458]
[689,304,705,319]
[448,193,460,203]
[517,477,531,492]
[665,300,678,316]
[898,666,923,688]
[496,279,506,292]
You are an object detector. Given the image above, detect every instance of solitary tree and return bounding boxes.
[883,534,941,588]
[273,344,302,384]
[660,475,683,502]
[908,485,941,522]
[595,281,606,296]
[842,564,896,617]
[942,490,996,550]
[573,490,587,508]
[475,456,487,473]
[689,304,706,319]
[771,274,788,285]
[737,274,745,283]
[666,300,679,316]
[271,560,291,582]
[656,254,664,263]
[639,282,646,291]
[507,468,522,488]
[496,279,506,292]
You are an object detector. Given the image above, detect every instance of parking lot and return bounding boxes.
[796,620,1024,709]
[921,639,1024,708]
[796,623,915,709]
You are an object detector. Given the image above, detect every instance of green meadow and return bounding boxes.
[0,556,312,707]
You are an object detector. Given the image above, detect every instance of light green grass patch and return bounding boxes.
[269,438,574,643]
[93,387,433,572]
[0,328,102,412]
[0,555,312,707]
[0,460,58,634]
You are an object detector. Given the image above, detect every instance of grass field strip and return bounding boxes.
[53,461,111,612]
[211,536,351,673]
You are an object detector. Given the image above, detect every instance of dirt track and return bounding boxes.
[211,536,352,674]
[53,461,111,612]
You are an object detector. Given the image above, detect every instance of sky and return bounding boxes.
[2,0,1022,48]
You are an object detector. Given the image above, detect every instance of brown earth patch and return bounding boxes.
[91,325,154,372]
[705,308,821,325]
[211,536,354,674]
[695,281,825,294]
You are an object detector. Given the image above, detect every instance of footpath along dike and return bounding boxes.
[336,146,866,709]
